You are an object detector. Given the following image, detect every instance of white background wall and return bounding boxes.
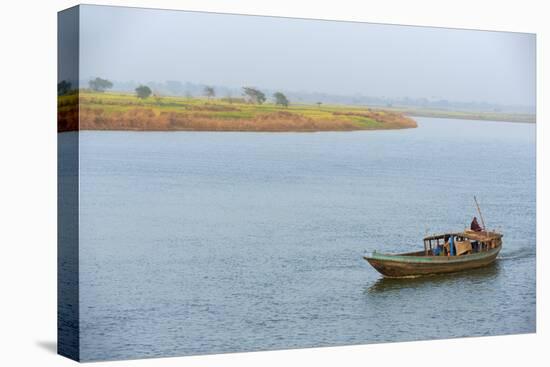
[0,1,547,366]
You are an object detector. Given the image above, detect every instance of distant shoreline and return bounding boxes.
[58,92,417,133]
[58,91,534,133]
[384,107,535,124]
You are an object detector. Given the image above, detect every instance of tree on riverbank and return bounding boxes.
[273,92,289,107]
[89,77,113,92]
[135,85,152,99]
[243,87,266,104]
[58,80,72,95]
[204,86,215,99]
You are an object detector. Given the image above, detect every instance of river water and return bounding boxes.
[76,117,536,361]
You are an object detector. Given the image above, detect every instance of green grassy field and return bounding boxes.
[58,91,418,132]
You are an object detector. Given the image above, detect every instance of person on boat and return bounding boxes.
[470,216,483,232]
[449,236,455,256]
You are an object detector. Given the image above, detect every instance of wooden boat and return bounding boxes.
[364,230,503,278]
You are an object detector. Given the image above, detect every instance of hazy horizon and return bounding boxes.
[77,5,536,108]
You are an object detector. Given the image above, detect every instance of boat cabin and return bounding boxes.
[423,230,503,257]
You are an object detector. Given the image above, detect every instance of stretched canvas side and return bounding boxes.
[57,5,80,362]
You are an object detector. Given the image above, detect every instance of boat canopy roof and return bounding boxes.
[423,230,502,242]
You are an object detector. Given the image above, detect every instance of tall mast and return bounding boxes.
[474,195,486,231]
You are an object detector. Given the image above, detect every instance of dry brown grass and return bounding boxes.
[76,108,392,132]
[59,92,418,132]
[58,93,79,132]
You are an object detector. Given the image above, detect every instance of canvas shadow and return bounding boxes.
[36,340,57,354]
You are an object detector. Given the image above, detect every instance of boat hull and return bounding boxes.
[364,245,501,278]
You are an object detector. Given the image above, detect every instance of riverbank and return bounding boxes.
[58,92,417,132]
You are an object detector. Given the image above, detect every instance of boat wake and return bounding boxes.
[497,249,535,261]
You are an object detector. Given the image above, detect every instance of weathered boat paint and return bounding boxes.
[364,231,502,277]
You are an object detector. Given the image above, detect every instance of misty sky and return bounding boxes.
[79,5,536,107]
